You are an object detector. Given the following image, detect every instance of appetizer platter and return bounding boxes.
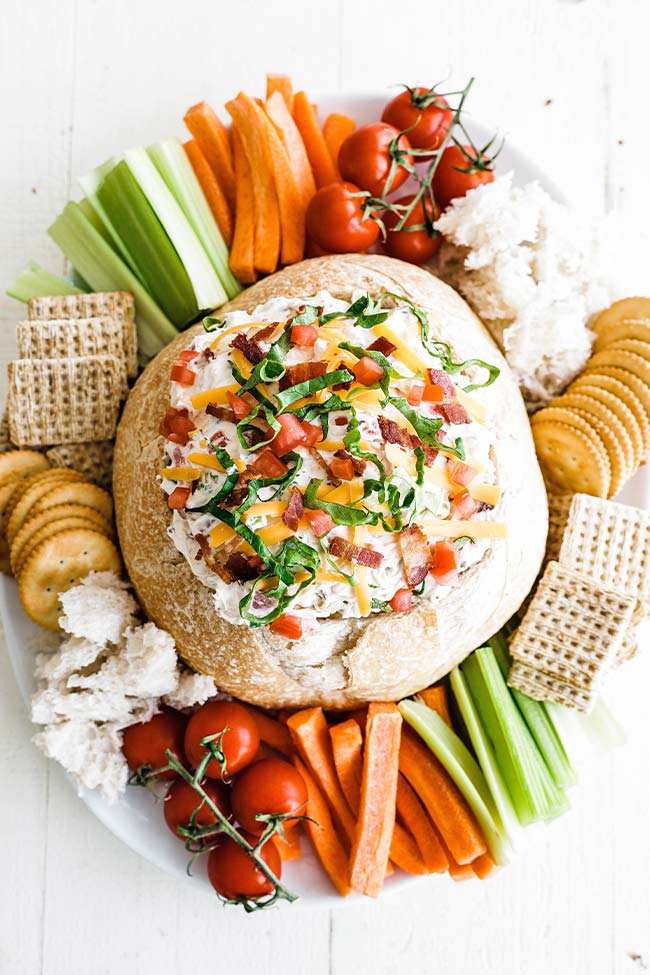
[2,76,648,910]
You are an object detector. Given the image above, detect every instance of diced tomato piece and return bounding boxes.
[406,384,425,407]
[447,460,477,487]
[450,489,480,520]
[300,420,323,446]
[352,356,384,386]
[178,349,199,363]
[251,449,289,478]
[304,509,335,537]
[389,588,413,613]
[270,614,303,640]
[430,540,457,584]
[329,457,354,481]
[271,413,309,456]
[226,390,253,419]
[159,407,196,446]
[422,384,444,403]
[170,362,196,386]
[168,486,192,510]
[290,324,319,347]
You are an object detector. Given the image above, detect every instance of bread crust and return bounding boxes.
[113,255,547,708]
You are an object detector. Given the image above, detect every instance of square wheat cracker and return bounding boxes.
[17,318,129,387]
[507,660,593,711]
[27,291,134,322]
[46,441,114,491]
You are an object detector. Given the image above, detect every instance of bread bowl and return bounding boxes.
[113,254,548,708]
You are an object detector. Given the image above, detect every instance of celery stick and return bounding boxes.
[147,139,241,300]
[124,146,227,311]
[97,161,197,328]
[48,201,177,359]
[79,158,144,274]
[6,261,84,302]
[398,699,510,865]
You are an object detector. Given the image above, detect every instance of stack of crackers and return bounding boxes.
[7,291,137,449]
[508,493,650,711]
[532,297,650,498]
[0,450,120,629]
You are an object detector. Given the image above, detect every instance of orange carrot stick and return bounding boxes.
[323,113,356,177]
[293,756,350,896]
[226,93,281,275]
[349,703,402,898]
[292,91,338,189]
[183,139,233,247]
[287,708,356,846]
[419,685,452,728]
[330,719,363,813]
[265,92,316,208]
[183,101,235,210]
[244,705,294,757]
[390,823,427,875]
[395,774,449,873]
[256,106,306,265]
[277,709,296,725]
[229,128,257,284]
[399,727,487,865]
[472,852,499,879]
[266,73,294,112]
[347,709,368,735]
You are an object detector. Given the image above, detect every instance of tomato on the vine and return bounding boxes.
[382,193,441,264]
[338,123,413,197]
[382,87,453,152]
[231,759,308,835]
[433,144,495,210]
[207,832,281,900]
[163,778,230,838]
[306,181,379,254]
[122,709,187,781]
[184,701,260,779]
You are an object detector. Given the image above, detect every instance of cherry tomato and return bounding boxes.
[207,832,281,900]
[164,778,231,839]
[383,194,441,264]
[122,709,187,781]
[382,88,453,152]
[338,123,413,197]
[184,701,260,778]
[231,759,308,835]
[306,181,379,253]
[433,144,495,210]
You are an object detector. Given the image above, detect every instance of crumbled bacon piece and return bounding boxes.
[224,552,263,582]
[333,449,366,476]
[368,336,397,356]
[253,323,278,344]
[378,416,411,449]
[279,361,328,391]
[231,332,264,365]
[282,487,304,531]
[194,533,231,581]
[308,446,332,477]
[439,401,471,424]
[408,434,438,466]
[399,524,434,586]
[209,430,227,446]
[427,369,456,398]
[241,426,268,448]
[206,404,237,423]
[328,536,384,569]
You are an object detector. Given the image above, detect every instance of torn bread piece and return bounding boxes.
[58,571,138,645]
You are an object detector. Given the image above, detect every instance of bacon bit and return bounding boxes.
[399,524,434,586]
[253,323,278,344]
[368,336,397,356]
[195,533,231,580]
[282,487,304,530]
[231,332,264,365]
[332,360,353,390]
[439,401,471,425]
[407,384,425,407]
[279,361,328,391]
[334,449,366,476]
[200,346,215,361]
[329,536,384,569]
[224,552,263,582]
[409,435,438,466]
[209,430,227,446]
[308,446,332,477]
[206,404,237,423]
[334,416,349,426]
[427,369,456,398]
[241,426,268,448]
[378,417,411,449]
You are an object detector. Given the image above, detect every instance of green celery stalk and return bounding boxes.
[124,146,227,311]
[96,161,197,328]
[6,261,84,302]
[398,699,510,865]
[147,139,241,300]
[78,158,144,274]
[48,200,177,359]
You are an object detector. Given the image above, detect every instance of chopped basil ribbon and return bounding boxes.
[371,598,391,613]
[303,478,377,527]
[454,535,476,548]
[380,292,500,392]
[234,325,293,395]
[202,315,226,332]
[199,503,292,583]
[208,445,239,503]
[234,452,304,518]
[337,341,401,405]
[287,393,353,438]
[319,294,389,330]
[317,537,358,586]
[230,363,274,409]
[389,396,466,461]
[274,369,354,411]
[239,537,321,627]
[292,305,319,325]
[414,446,426,487]
[343,406,385,479]
[235,402,280,451]
[412,578,426,596]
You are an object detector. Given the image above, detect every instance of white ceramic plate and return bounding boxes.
[3,91,648,909]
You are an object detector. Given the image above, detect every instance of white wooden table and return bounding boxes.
[1,1,649,973]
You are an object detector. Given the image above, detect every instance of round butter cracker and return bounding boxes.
[31,481,113,523]
[585,349,650,387]
[0,450,49,489]
[10,502,113,575]
[593,319,650,351]
[569,372,650,454]
[553,389,639,472]
[592,298,650,334]
[532,420,611,498]
[6,470,90,545]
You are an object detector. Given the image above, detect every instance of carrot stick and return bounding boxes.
[226,93,281,275]
[472,852,499,879]
[293,756,350,896]
[390,822,427,875]
[419,685,452,728]
[244,705,294,757]
[277,709,295,725]
[399,726,487,865]
[256,106,306,265]
[273,829,302,862]
[349,703,402,898]
[266,74,294,112]
[323,113,356,177]
[265,92,316,208]
[330,719,363,813]
[287,708,356,846]
[183,101,235,210]
[395,774,449,873]
[183,139,233,247]
[347,709,368,735]
[229,128,257,284]
[292,91,338,189]
[447,854,476,882]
